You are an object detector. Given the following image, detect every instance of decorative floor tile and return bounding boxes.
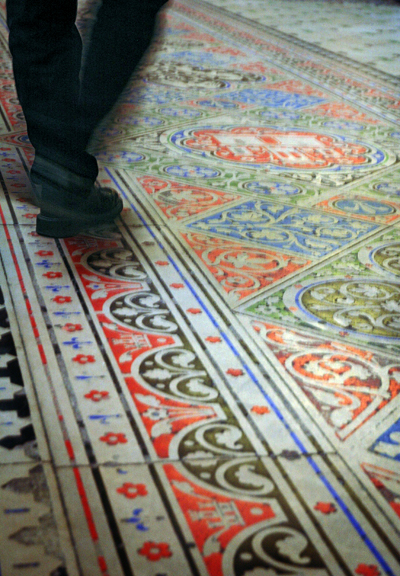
[186,199,379,258]
[361,462,400,525]
[0,263,49,466]
[243,227,400,353]
[315,194,400,224]
[1,0,400,574]
[180,231,311,303]
[237,316,400,443]
[0,463,79,576]
[162,123,397,186]
[136,175,241,222]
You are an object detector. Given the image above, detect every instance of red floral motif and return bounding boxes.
[43,271,63,279]
[84,390,109,402]
[73,354,95,364]
[187,308,202,314]
[155,261,169,266]
[35,250,53,257]
[251,405,270,415]
[53,296,72,304]
[355,565,380,576]
[62,323,83,332]
[314,502,337,514]
[170,283,185,289]
[138,542,172,561]
[226,368,244,377]
[100,432,128,445]
[116,482,148,499]
[23,213,37,219]
[29,231,39,237]
[205,336,222,343]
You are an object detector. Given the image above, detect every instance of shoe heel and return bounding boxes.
[36,213,81,238]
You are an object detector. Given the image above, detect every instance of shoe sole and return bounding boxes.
[36,198,123,238]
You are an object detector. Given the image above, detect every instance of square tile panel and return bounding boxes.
[243,227,400,354]
[186,199,379,257]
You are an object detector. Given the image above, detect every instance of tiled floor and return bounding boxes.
[212,0,400,76]
[0,0,400,575]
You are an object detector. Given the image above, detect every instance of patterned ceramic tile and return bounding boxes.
[0,262,49,466]
[0,0,400,573]
[52,455,400,576]
[0,463,79,576]
[186,199,379,258]
[179,231,311,303]
[136,175,241,221]
[237,316,400,443]
[361,462,400,525]
[314,194,400,224]
[243,227,400,354]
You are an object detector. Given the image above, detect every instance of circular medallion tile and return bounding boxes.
[163,125,393,173]
[284,278,400,341]
[359,242,400,278]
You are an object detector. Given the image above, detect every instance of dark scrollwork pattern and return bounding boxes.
[88,242,328,574]
[110,292,178,333]
[179,421,255,460]
[373,243,400,276]
[184,457,276,497]
[86,248,148,281]
[230,524,328,575]
[140,347,219,401]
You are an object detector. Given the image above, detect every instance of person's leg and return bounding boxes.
[6,0,122,237]
[6,0,98,180]
[5,0,168,237]
[78,0,169,149]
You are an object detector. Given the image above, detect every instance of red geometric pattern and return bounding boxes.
[138,175,239,220]
[181,231,310,300]
[251,321,400,440]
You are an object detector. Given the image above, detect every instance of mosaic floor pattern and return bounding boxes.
[0,1,400,575]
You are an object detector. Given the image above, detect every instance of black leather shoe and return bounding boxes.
[30,156,123,238]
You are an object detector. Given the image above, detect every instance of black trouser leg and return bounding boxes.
[78,0,169,147]
[6,0,98,180]
[6,0,168,182]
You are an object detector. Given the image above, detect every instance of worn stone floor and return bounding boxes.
[0,1,400,575]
